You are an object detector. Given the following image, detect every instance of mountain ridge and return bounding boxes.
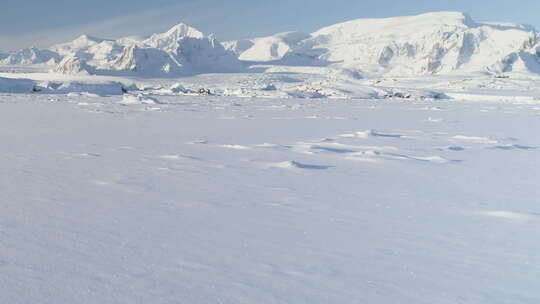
[2,12,540,77]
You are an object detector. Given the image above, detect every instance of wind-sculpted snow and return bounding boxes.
[2,93,540,303]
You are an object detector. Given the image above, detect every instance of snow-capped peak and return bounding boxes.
[51,34,111,57]
[48,22,240,76]
[143,23,205,51]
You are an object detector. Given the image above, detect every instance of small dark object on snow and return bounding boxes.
[198,88,211,95]
[385,92,412,99]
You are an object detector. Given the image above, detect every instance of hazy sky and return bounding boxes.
[1,0,539,50]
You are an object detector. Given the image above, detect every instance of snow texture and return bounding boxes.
[2,92,540,304]
[2,12,540,303]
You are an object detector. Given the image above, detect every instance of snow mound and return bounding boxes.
[0,47,60,65]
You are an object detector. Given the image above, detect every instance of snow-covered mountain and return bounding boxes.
[51,24,241,76]
[0,47,60,65]
[3,12,540,76]
[1,24,235,76]
[229,12,540,75]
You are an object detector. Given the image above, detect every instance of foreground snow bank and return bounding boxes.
[0,77,135,95]
[1,94,539,303]
[38,81,134,95]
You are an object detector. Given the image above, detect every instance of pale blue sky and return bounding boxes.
[1,0,539,50]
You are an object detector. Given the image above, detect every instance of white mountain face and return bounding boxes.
[54,56,92,75]
[230,12,540,75]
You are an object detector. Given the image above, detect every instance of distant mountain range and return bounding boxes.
[1,24,241,77]
[2,12,540,76]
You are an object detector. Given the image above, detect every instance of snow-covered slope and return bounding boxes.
[232,12,540,75]
[0,47,60,65]
[50,35,109,58]
[225,32,310,62]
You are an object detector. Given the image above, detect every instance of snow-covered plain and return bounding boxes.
[2,92,540,303]
[2,11,540,303]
